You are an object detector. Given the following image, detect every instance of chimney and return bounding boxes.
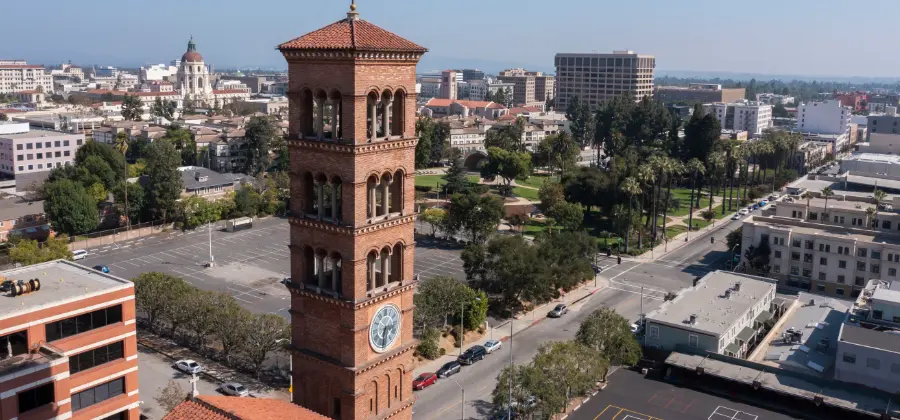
[724,289,732,299]
[734,281,741,292]
[689,314,697,325]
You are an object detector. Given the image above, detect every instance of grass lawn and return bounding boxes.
[517,174,557,189]
[512,186,540,201]
[523,219,561,236]
[414,174,480,188]
[665,225,688,239]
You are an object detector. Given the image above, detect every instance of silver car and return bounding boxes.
[484,339,502,353]
[547,304,568,318]
[220,382,249,397]
[174,359,202,375]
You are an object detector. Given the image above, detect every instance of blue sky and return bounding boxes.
[6,0,898,77]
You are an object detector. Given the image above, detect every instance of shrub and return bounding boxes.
[415,185,433,193]
[416,327,442,360]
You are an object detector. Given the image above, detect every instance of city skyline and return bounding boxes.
[6,0,900,79]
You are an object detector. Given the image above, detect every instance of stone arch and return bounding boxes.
[366,249,379,291]
[328,89,343,139]
[464,151,488,170]
[390,242,403,283]
[384,373,392,408]
[395,367,404,401]
[366,380,379,415]
[298,88,314,137]
[391,89,407,137]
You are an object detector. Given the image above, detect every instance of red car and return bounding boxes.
[413,373,437,390]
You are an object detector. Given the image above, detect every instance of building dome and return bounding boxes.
[182,37,203,62]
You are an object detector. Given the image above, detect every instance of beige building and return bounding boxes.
[440,70,457,100]
[554,51,655,110]
[0,60,53,94]
[655,83,745,105]
[496,68,552,108]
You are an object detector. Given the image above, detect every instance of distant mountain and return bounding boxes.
[657,69,900,84]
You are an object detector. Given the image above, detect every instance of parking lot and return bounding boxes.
[570,369,795,420]
[137,344,221,420]
[413,235,466,281]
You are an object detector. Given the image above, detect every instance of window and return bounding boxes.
[27,164,32,170]
[689,334,698,348]
[818,273,826,281]
[35,142,41,149]
[817,284,826,291]
[805,240,814,250]
[16,144,22,150]
[867,358,881,370]
[873,251,882,260]
[792,239,801,248]
[63,140,70,146]
[839,260,847,268]
[26,153,32,160]
[858,248,868,257]
[874,310,884,320]
[791,252,800,261]
[45,142,50,148]
[856,277,865,286]
[791,266,800,275]
[820,257,827,266]
[36,153,42,159]
[17,166,23,171]
[37,164,42,169]
[70,341,125,374]
[334,398,342,418]
[838,275,846,284]
[809,213,818,221]
[16,154,22,161]
[891,268,897,277]
[857,261,866,271]
[0,330,27,359]
[804,253,813,263]
[884,220,893,230]
[45,305,122,342]
[77,139,83,146]
[54,140,60,147]
[64,150,70,156]
[55,151,60,157]
[17,383,54,414]
[843,353,857,364]
[71,377,125,412]
[836,288,845,296]
[802,268,812,278]
[649,325,659,339]
[26,143,32,149]
[774,250,782,258]
[872,264,881,274]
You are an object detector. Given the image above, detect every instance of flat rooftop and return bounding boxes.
[756,293,849,377]
[0,260,133,321]
[747,215,900,246]
[0,128,79,139]
[646,271,775,336]
[843,152,900,163]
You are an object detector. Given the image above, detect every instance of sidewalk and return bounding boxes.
[413,274,610,376]
[137,330,289,401]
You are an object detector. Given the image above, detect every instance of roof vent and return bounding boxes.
[724,289,732,299]
[195,172,208,182]
[734,281,741,292]
[689,314,697,325]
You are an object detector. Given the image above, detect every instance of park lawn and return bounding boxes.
[513,186,540,201]
[414,174,480,188]
[517,174,556,189]
[523,219,561,236]
[665,225,688,239]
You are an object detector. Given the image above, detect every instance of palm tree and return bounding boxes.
[821,187,834,221]
[801,191,813,220]
[114,132,130,229]
[661,158,684,240]
[685,158,705,231]
[707,152,725,214]
[874,188,887,209]
[646,155,666,241]
[620,177,642,254]
[866,207,876,229]
[636,163,656,250]
[754,140,774,186]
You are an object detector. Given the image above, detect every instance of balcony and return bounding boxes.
[0,343,65,382]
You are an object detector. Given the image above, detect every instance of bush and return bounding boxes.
[415,185,433,193]
[496,184,514,197]
[416,327,442,360]
[472,184,490,194]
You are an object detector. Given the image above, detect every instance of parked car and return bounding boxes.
[731,214,741,220]
[484,339,502,354]
[73,250,88,260]
[739,209,750,216]
[174,359,202,375]
[219,383,249,397]
[547,304,568,318]
[436,361,462,378]
[458,345,487,365]
[93,265,110,273]
[752,204,760,210]
[413,372,437,390]
[0,279,12,293]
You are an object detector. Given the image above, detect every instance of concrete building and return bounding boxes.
[93,66,118,78]
[0,260,140,420]
[856,133,900,155]
[461,69,484,82]
[0,122,85,189]
[219,75,268,94]
[796,100,850,135]
[497,68,536,107]
[835,280,900,392]
[866,111,900,141]
[418,77,441,99]
[867,94,899,114]
[486,82,514,104]
[644,270,777,358]
[792,140,831,175]
[554,51,655,110]
[703,100,772,136]
[138,63,177,82]
[439,70,457,100]
[534,75,554,104]
[423,98,506,119]
[756,93,795,105]
[0,61,53,94]
[834,91,866,111]
[654,84,745,105]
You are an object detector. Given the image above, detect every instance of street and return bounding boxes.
[412,217,740,420]
[137,344,222,420]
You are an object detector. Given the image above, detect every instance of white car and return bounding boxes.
[731,214,741,220]
[174,359,202,375]
[219,382,249,397]
[739,209,750,216]
[483,339,502,354]
[72,250,88,260]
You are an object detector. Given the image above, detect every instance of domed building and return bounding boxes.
[175,37,250,108]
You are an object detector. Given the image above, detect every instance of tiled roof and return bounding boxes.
[164,396,330,420]
[425,98,452,107]
[279,17,426,53]
[131,91,179,97]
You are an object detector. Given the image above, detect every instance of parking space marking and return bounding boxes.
[708,406,757,420]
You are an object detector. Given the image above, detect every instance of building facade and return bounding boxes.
[439,70,457,100]
[0,260,140,420]
[866,112,900,141]
[495,68,552,108]
[702,100,773,136]
[279,5,421,419]
[756,93,795,105]
[554,51,655,110]
[0,122,85,188]
[461,69,484,82]
[654,84,745,105]
[796,100,850,135]
[0,61,53,95]
[835,280,900,393]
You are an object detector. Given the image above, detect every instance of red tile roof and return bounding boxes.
[164,396,329,420]
[131,91,179,97]
[279,17,427,53]
[0,109,25,114]
[425,98,452,107]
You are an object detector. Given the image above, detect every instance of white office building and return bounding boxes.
[796,100,851,135]
[703,100,772,136]
[836,280,900,393]
[140,63,178,82]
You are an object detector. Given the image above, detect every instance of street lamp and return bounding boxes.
[450,378,465,420]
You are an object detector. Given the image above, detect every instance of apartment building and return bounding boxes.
[792,141,831,175]
[835,280,900,393]
[645,271,777,358]
[702,100,773,136]
[0,260,139,420]
[497,69,536,107]
[554,51,655,110]
[796,100,851,135]
[756,93,795,105]
[0,122,85,189]
[654,84,745,105]
[534,75,554,104]
[0,61,53,95]
[866,111,900,141]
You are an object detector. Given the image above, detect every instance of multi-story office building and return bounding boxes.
[554,50,655,110]
[138,64,177,82]
[0,260,140,420]
[0,61,53,94]
[796,100,851,135]
[440,70,457,100]
[486,82,514,104]
[534,75,554,104]
[497,68,536,107]
[0,122,85,188]
[654,84,745,105]
[836,280,900,393]
[93,66,118,78]
[461,69,484,82]
[418,77,441,99]
[703,100,772,136]
[866,111,900,141]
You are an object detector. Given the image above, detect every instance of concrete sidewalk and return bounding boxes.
[413,274,610,376]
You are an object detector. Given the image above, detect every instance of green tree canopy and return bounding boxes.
[44,179,98,235]
[442,150,471,194]
[145,140,183,220]
[575,308,642,368]
[481,147,532,188]
[10,234,73,266]
[121,94,143,121]
[444,192,504,244]
[244,116,279,175]
[75,140,126,183]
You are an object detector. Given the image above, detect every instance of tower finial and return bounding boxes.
[347,0,359,20]
[350,0,356,11]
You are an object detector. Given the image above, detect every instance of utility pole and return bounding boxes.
[459,300,465,357]
[208,221,214,267]
[508,319,513,420]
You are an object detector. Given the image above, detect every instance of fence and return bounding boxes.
[67,219,175,251]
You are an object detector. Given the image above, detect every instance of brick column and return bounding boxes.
[315,97,325,140]
[331,99,340,140]
[331,257,340,291]
[382,180,391,216]
[370,183,379,218]
[369,100,377,140]
[369,255,377,289]
[382,99,392,139]
[331,183,339,223]
[316,180,324,220]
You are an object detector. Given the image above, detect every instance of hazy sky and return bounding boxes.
[6,0,898,78]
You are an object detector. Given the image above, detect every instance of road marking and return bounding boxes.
[609,263,642,280]
[605,286,665,300]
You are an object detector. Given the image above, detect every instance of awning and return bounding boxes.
[724,342,740,355]
[755,310,774,324]
[736,326,756,343]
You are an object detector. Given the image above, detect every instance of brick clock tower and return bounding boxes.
[278,3,426,420]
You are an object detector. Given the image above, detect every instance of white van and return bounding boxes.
[72,250,88,260]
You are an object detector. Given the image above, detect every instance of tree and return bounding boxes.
[242,314,290,379]
[444,192,504,244]
[10,235,73,266]
[464,289,488,331]
[562,167,608,217]
[492,364,540,417]
[743,241,771,275]
[180,195,222,229]
[414,117,435,168]
[44,179,98,235]
[726,227,743,252]
[548,201,584,232]
[86,182,107,203]
[151,96,175,121]
[133,272,191,333]
[576,308,642,374]
[875,188,887,208]
[772,102,789,118]
[183,94,196,115]
[155,380,186,413]
[481,147,531,189]
[801,191,813,220]
[145,140,183,221]
[121,94,143,121]
[620,177,642,253]
[233,185,260,217]
[535,231,594,291]
[432,120,451,163]
[415,276,470,329]
[244,116,278,175]
[75,140,126,184]
[0,114,7,122]
[701,209,716,224]
[415,327,442,360]
[540,132,579,175]
[184,290,229,351]
[538,182,565,215]
[442,150,471,194]
[473,235,553,314]
[683,106,721,164]
[421,207,447,237]
[821,187,834,218]
[531,341,608,415]
[115,181,146,223]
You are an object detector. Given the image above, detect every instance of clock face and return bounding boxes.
[369,304,401,353]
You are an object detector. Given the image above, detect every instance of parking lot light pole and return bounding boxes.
[208,222,215,267]
[451,379,465,420]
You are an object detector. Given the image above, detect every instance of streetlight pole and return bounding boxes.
[508,319,513,420]
[208,222,214,267]
[451,379,465,420]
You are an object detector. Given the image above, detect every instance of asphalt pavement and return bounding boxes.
[137,344,223,420]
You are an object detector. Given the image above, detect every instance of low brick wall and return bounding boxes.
[68,222,175,250]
